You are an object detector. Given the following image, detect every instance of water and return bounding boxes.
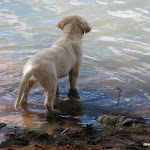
[0,0,150,136]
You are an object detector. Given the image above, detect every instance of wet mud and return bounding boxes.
[0,114,150,150]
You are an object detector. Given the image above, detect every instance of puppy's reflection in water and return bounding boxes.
[53,89,83,116]
[21,89,84,130]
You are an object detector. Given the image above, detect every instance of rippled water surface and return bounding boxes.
[0,0,150,136]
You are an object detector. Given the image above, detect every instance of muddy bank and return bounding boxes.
[0,114,150,150]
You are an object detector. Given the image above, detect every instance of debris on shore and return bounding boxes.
[0,114,150,149]
[97,114,146,128]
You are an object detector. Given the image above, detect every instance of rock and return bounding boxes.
[0,123,6,129]
[33,133,55,145]
[97,114,146,128]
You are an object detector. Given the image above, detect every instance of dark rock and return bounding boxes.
[0,138,29,148]
[33,133,55,145]
[0,128,56,148]
[24,130,39,141]
[0,123,6,129]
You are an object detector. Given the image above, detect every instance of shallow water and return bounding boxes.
[0,0,150,137]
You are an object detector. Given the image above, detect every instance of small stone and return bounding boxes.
[0,123,6,129]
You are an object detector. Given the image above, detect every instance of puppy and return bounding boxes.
[15,15,91,112]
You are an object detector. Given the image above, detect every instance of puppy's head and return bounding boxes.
[57,15,91,34]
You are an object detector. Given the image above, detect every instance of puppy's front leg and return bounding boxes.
[69,65,80,90]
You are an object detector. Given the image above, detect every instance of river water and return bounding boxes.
[0,0,150,136]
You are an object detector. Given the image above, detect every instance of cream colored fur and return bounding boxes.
[15,15,91,112]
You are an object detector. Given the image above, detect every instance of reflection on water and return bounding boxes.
[0,0,150,138]
[0,89,83,132]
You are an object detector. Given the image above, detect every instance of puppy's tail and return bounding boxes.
[15,69,34,110]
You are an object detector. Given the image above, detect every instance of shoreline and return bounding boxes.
[0,114,150,149]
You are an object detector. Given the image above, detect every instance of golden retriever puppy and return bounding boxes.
[15,15,91,112]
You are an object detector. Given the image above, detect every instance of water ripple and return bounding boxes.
[0,0,150,132]
[107,10,150,22]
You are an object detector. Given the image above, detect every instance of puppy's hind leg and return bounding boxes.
[45,88,56,112]
[15,70,34,110]
[20,77,36,106]
[38,75,57,112]
[45,80,57,112]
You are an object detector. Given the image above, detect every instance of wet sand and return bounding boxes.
[0,114,150,150]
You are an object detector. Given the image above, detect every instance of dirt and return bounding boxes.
[1,143,103,150]
[0,114,150,150]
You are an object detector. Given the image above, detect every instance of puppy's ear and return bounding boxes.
[78,21,91,34]
[57,16,72,30]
